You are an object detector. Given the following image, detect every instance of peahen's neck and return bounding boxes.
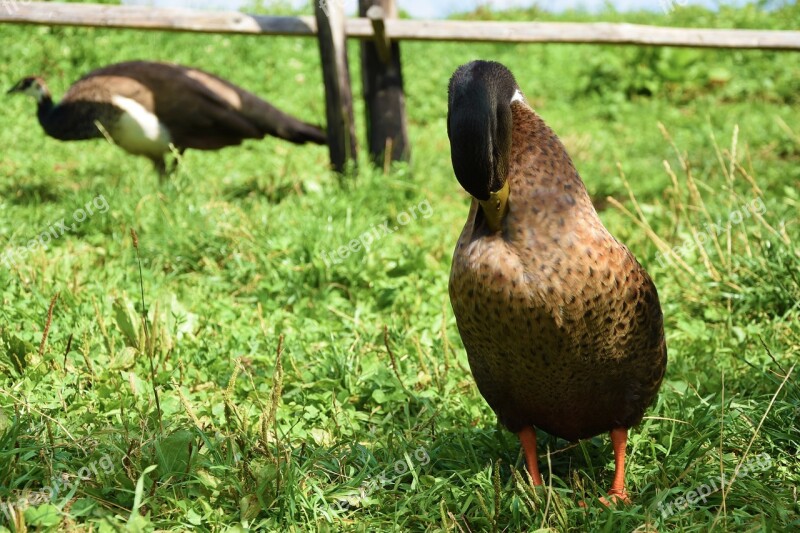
[35,93,106,141]
[36,94,55,132]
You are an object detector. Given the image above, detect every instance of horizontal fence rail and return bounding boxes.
[2,2,800,50]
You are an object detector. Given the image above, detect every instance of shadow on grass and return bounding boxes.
[2,182,64,205]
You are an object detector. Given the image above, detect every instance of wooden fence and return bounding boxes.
[3,1,799,171]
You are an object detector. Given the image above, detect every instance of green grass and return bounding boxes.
[1,1,799,531]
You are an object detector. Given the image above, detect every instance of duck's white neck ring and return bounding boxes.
[510,89,525,103]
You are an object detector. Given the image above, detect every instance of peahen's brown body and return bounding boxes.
[8,61,326,176]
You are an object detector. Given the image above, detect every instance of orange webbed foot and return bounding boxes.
[579,427,632,508]
[599,488,631,506]
[579,489,631,508]
[598,427,632,506]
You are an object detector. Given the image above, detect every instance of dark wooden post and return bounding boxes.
[315,0,358,173]
[359,0,410,170]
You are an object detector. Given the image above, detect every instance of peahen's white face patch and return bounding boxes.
[16,80,48,102]
[108,95,172,157]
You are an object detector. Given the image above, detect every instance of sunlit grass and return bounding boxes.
[0,2,798,531]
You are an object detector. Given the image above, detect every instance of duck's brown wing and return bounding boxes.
[610,251,667,429]
[561,233,668,431]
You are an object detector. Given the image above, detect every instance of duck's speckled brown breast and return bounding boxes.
[449,102,667,442]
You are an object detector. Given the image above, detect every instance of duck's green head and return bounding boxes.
[447,60,521,232]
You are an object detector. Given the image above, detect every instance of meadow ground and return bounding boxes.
[0,1,798,531]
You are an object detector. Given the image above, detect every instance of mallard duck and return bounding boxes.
[447,60,667,503]
[7,61,326,176]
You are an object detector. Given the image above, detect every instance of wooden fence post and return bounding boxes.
[315,0,358,173]
[359,0,410,170]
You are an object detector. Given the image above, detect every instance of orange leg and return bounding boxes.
[517,426,543,486]
[600,427,631,505]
